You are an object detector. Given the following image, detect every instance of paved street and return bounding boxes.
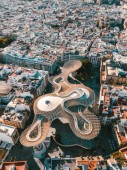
[95,126,118,158]
[79,67,100,103]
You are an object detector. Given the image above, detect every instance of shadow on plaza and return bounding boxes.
[49,119,118,158]
[52,119,95,149]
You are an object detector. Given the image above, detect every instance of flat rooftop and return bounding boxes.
[0,82,12,96]
[0,123,16,136]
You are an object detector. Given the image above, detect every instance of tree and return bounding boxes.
[0,36,14,48]
[81,59,92,71]
[77,59,92,80]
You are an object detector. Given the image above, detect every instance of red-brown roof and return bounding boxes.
[1,161,28,170]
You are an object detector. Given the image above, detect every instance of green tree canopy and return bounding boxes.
[0,36,14,48]
[77,59,92,80]
[81,59,92,72]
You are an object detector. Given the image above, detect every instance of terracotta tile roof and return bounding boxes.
[1,161,28,170]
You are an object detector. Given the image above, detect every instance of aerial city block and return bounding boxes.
[0,0,127,169]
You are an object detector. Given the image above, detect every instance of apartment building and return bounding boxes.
[0,123,19,145]
[100,57,127,84]
[0,64,48,128]
[44,156,116,170]
[100,84,127,125]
